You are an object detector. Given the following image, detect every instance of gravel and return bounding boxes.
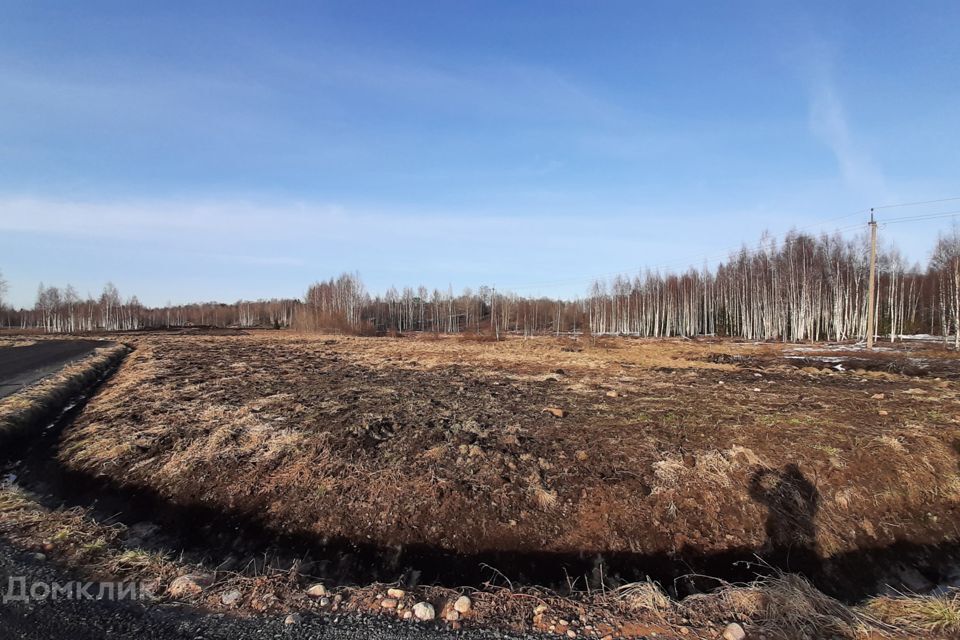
[0,541,543,640]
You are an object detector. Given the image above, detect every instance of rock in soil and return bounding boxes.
[542,407,567,418]
[387,587,405,599]
[453,595,472,613]
[166,574,211,598]
[220,589,242,606]
[413,602,436,621]
[306,583,327,597]
[380,598,399,609]
[284,613,301,625]
[722,622,746,640]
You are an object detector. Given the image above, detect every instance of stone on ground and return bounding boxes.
[722,622,746,640]
[453,595,472,613]
[167,574,211,598]
[413,601,435,620]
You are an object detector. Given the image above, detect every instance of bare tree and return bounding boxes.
[7,226,960,344]
[0,268,7,311]
[931,225,960,349]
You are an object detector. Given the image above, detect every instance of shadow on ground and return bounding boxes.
[7,414,959,604]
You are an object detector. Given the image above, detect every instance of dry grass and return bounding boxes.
[2,477,959,637]
[3,332,959,637]
[867,591,960,635]
[531,485,559,510]
[614,579,673,616]
[682,572,880,639]
[0,337,37,348]
[46,332,960,564]
[0,343,129,447]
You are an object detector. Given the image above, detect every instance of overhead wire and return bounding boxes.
[496,196,960,293]
[505,211,868,290]
[879,209,960,225]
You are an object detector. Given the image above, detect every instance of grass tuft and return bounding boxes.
[682,571,876,640]
[867,590,960,634]
[614,579,673,616]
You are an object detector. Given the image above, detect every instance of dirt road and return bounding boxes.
[0,340,105,399]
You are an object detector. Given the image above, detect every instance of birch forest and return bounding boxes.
[3,227,960,348]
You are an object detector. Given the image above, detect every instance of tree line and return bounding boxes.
[2,226,958,347]
[0,281,299,333]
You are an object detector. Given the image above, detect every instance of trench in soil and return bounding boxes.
[2,364,959,605]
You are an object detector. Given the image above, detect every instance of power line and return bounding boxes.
[499,195,960,293]
[504,209,868,291]
[513,215,866,289]
[879,208,960,225]
[872,196,960,210]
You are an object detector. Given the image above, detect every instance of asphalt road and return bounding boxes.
[0,340,105,399]
[0,542,541,640]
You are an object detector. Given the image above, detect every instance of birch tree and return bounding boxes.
[932,226,960,349]
[0,269,7,312]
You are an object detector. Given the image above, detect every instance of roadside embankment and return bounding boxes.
[0,343,130,451]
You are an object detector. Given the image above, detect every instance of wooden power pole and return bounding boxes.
[866,208,878,349]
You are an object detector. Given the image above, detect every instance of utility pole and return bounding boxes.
[491,286,499,341]
[866,208,878,349]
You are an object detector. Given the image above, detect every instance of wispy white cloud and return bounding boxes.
[0,36,629,149]
[0,61,266,134]
[1,190,951,309]
[805,52,888,200]
[254,39,629,126]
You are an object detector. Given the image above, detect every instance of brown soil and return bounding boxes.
[53,333,960,596]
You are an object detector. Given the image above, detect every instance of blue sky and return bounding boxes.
[1,1,958,308]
